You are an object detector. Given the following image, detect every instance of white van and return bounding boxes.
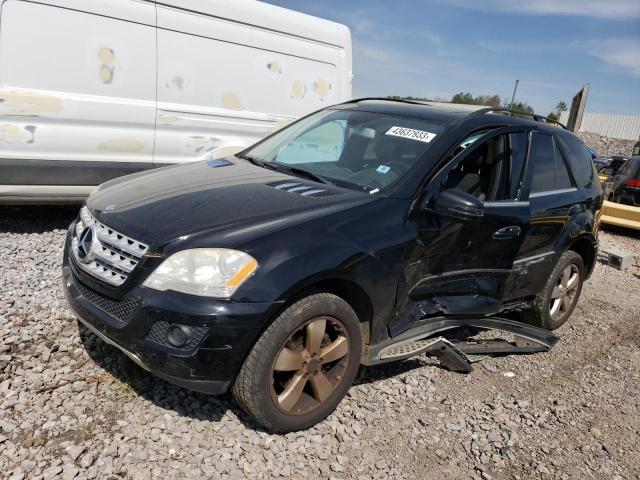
[0,0,352,203]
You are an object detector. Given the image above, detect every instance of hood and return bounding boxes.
[87,158,371,250]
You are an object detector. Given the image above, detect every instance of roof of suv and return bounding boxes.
[336,98,568,133]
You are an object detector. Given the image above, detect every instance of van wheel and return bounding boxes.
[232,293,361,432]
[520,251,584,330]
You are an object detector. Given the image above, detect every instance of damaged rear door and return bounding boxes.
[391,127,533,336]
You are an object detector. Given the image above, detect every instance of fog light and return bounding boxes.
[167,325,192,348]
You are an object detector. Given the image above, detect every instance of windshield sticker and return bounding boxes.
[207,158,233,168]
[376,165,391,174]
[385,126,436,143]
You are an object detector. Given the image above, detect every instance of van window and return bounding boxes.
[442,132,527,201]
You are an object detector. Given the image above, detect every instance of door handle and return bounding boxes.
[492,226,522,240]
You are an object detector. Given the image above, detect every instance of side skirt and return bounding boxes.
[362,316,559,372]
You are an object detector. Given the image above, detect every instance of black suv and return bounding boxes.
[63,99,602,431]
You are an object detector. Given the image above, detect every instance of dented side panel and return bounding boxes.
[0,0,156,188]
[154,4,350,165]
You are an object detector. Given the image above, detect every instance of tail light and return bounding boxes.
[624,179,640,188]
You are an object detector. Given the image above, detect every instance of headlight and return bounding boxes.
[142,248,258,298]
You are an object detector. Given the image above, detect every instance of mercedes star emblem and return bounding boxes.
[77,225,95,264]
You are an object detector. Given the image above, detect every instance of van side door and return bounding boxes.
[0,0,156,197]
[153,2,344,166]
[391,127,532,336]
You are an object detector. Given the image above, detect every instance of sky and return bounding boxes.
[265,0,640,116]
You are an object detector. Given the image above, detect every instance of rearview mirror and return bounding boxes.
[433,188,484,221]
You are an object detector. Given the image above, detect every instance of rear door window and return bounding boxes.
[553,142,574,189]
[529,133,576,194]
[530,134,556,193]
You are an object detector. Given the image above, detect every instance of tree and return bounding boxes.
[555,101,567,113]
[484,95,502,108]
[452,92,475,104]
[451,92,502,107]
[547,112,560,121]
[387,95,433,102]
[506,100,535,114]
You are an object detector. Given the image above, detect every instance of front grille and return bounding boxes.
[145,321,209,352]
[71,206,149,286]
[76,280,139,324]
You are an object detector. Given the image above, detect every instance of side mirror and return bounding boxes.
[433,188,484,221]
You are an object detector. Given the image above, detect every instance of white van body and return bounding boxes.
[0,0,352,203]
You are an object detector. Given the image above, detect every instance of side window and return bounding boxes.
[559,135,594,188]
[530,133,576,193]
[617,161,631,176]
[530,134,556,193]
[553,142,574,189]
[632,159,640,179]
[441,132,528,201]
[276,120,346,164]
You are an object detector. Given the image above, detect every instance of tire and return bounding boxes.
[520,251,585,330]
[232,293,362,432]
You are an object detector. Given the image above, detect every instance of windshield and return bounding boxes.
[242,109,448,193]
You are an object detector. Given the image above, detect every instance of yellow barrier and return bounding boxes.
[601,200,640,231]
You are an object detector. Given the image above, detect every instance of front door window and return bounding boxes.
[441,132,528,201]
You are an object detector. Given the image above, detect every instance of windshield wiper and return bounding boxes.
[238,154,333,186]
[278,166,335,186]
[237,153,276,170]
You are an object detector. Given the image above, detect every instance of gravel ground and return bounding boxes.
[0,206,639,480]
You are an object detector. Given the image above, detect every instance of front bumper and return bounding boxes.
[62,223,279,394]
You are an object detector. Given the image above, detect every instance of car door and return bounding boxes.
[509,131,583,299]
[390,127,532,336]
[0,0,156,195]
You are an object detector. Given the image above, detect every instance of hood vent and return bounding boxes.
[268,181,330,197]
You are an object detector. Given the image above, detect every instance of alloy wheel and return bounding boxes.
[550,264,580,321]
[270,316,350,415]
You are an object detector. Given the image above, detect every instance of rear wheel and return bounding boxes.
[232,293,361,432]
[520,251,584,330]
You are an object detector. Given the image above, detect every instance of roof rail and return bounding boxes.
[468,107,568,129]
[339,99,568,130]
[340,97,435,107]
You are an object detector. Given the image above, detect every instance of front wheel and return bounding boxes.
[520,250,585,330]
[232,293,362,432]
